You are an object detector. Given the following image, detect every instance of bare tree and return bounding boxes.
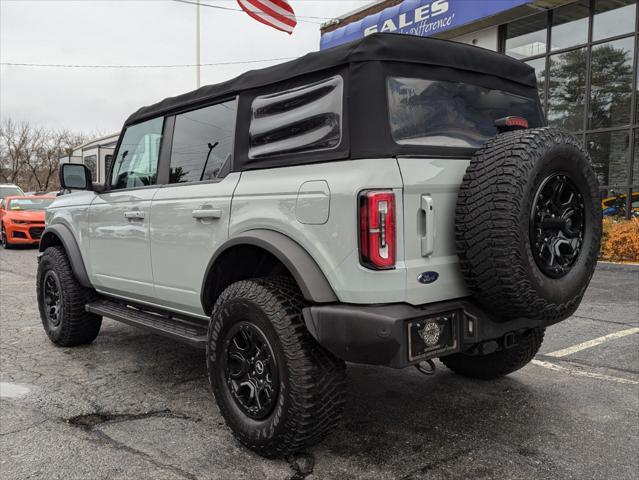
[0,119,91,191]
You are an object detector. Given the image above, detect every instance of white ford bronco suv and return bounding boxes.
[37,34,601,457]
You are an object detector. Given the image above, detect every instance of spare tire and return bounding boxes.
[456,127,601,322]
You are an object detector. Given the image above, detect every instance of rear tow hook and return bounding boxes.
[415,359,437,375]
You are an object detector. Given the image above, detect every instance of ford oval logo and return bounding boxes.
[417,271,439,284]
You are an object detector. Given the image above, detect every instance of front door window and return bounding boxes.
[111,117,163,189]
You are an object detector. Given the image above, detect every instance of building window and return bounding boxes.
[551,0,590,51]
[589,36,635,129]
[587,130,631,187]
[505,12,548,59]
[592,0,637,41]
[501,0,638,217]
[83,155,97,181]
[548,48,588,131]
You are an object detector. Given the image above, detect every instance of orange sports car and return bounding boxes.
[1,195,55,248]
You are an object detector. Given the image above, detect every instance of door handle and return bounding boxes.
[124,210,145,220]
[192,208,223,220]
[420,195,435,257]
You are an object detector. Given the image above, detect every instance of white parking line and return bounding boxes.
[545,327,639,358]
[531,360,639,385]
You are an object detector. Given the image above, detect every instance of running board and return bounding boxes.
[86,299,208,349]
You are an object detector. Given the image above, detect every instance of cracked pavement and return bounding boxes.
[1,248,638,479]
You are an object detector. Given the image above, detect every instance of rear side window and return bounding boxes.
[169,99,237,183]
[111,117,163,190]
[248,75,343,159]
[387,77,543,149]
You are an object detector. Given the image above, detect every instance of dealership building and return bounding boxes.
[321,0,638,214]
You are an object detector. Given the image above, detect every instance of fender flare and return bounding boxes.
[201,229,338,309]
[39,224,92,288]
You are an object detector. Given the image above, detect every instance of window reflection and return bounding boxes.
[589,37,635,129]
[551,0,589,51]
[593,0,637,41]
[547,48,587,131]
[587,130,631,186]
[506,12,547,59]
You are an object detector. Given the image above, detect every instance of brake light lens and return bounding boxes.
[359,190,396,270]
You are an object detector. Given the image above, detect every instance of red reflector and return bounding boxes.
[358,190,396,270]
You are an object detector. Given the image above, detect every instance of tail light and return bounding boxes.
[359,190,396,270]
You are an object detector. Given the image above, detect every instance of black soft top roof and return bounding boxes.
[124,33,536,126]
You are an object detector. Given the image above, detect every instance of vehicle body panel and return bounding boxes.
[88,188,158,301]
[149,173,241,315]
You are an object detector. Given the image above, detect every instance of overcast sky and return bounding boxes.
[0,0,366,135]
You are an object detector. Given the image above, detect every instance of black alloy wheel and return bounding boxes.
[530,173,586,278]
[222,321,279,420]
[43,270,63,328]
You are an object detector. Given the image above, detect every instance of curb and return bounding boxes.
[596,261,639,272]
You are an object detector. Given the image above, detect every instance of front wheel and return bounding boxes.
[1,224,12,249]
[37,246,102,346]
[207,278,346,457]
[440,328,545,380]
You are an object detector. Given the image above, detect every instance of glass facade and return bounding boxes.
[505,0,639,218]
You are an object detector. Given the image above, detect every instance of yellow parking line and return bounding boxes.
[545,327,639,358]
[531,360,639,385]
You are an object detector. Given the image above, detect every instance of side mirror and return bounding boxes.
[59,163,93,191]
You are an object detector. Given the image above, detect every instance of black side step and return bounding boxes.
[86,299,208,349]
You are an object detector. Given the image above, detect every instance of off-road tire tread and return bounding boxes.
[37,245,102,346]
[209,277,346,457]
[441,328,545,380]
[456,127,600,321]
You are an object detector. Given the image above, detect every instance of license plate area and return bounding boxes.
[407,312,460,362]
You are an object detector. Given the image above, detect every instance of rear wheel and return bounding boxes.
[37,246,102,346]
[207,277,346,457]
[441,328,545,380]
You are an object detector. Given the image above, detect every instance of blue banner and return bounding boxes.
[320,0,532,50]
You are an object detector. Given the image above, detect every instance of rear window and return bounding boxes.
[387,77,543,149]
[248,75,343,159]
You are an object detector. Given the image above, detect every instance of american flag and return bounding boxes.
[237,0,297,35]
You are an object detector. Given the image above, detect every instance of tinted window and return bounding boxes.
[248,76,343,158]
[525,57,546,114]
[169,99,237,183]
[111,117,163,190]
[387,77,543,149]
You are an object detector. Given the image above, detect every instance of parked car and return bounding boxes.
[601,191,639,217]
[1,195,54,248]
[0,184,25,200]
[36,33,601,457]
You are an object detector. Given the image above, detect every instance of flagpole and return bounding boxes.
[196,0,201,88]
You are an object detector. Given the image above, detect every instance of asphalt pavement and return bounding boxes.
[1,247,638,480]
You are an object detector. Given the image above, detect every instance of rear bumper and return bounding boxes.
[302,299,548,369]
[6,223,44,244]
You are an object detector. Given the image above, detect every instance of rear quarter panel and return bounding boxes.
[230,159,407,304]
